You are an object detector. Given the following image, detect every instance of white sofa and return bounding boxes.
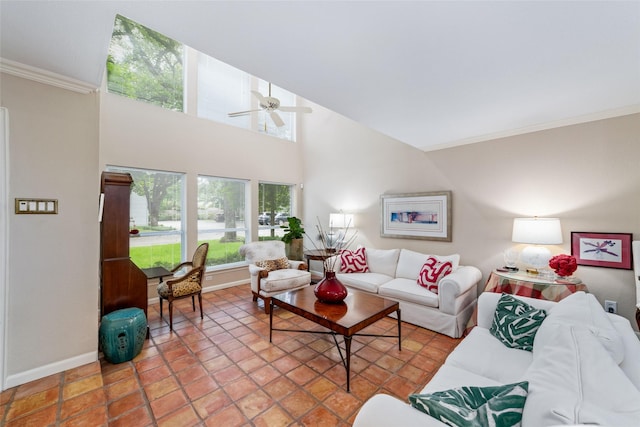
[354,291,640,427]
[329,248,482,338]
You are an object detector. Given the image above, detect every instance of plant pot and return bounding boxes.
[314,271,348,303]
[286,238,304,261]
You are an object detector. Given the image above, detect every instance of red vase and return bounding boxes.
[314,271,348,303]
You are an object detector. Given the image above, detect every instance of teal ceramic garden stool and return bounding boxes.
[99,307,147,364]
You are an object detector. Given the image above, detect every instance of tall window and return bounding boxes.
[106,166,185,269]
[198,176,248,267]
[106,14,184,111]
[258,182,294,240]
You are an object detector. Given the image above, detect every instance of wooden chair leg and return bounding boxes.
[169,300,174,331]
[263,296,271,314]
[159,297,163,318]
[191,295,196,311]
[198,293,203,319]
[252,293,258,302]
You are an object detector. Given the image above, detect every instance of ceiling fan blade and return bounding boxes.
[278,106,313,113]
[228,109,261,117]
[251,90,266,103]
[270,111,285,127]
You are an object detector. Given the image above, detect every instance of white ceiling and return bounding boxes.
[1,1,639,151]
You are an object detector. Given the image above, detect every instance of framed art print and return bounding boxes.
[571,232,633,270]
[380,191,452,241]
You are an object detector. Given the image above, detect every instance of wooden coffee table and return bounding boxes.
[269,286,401,392]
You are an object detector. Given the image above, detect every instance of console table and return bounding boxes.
[464,270,588,335]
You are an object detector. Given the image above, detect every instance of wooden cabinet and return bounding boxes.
[100,172,147,318]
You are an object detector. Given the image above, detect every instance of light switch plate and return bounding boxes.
[15,198,58,214]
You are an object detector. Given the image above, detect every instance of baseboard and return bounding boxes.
[4,351,98,389]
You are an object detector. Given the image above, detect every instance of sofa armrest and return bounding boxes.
[438,265,482,315]
[477,292,558,329]
[288,260,308,271]
[353,394,447,427]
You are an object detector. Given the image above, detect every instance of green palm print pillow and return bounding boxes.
[409,381,529,427]
[490,293,547,351]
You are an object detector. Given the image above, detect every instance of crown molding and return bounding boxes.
[0,58,98,94]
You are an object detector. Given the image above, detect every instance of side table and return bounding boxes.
[464,270,588,335]
[304,250,336,283]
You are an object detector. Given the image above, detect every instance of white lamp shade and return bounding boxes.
[329,213,354,229]
[512,217,563,245]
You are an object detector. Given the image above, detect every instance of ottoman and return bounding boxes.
[99,307,147,364]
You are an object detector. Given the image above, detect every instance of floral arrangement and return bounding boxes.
[548,254,577,277]
[307,217,357,273]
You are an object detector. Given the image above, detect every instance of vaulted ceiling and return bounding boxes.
[1,1,639,151]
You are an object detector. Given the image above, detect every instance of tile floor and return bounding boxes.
[0,284,460,426]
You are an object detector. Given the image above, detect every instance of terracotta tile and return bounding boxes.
[5,404,57,427]
[149,389,188,419]
[281,389,316,418]
[202,354,233,373]
[157,405,200,427]
[272,355,301,374]
[104,376,139,401]
[168,354,198,372]
[143,376,180,401]
[375,354,404,372]
[134,354,165,373]
[192,389,231,418]
[250,365,280,386]
[212,365,244,385]
[183,375,219,401]
[299,405,340,426]
[324,389,361,419]
[108,405,153,427]
[306,377,338,401]
[224,377,258,401]
[285,365,318,386]
[107,390,145,419]
[236,355,266,374]
[64,361,102,383]
[236,389,273,419]
[6,387,59,420]
[102,364,135,386]
[59,404,108,427]
[14,374,60,399]
[252,404,293,427]
[203,404,247,427]
[138,364,171,386]
[176,363,208,387]
[1,388,15,405]
[60,388,106,420]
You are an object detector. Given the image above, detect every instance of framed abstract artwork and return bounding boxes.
[380,191,452,241]
[571,232,633,270]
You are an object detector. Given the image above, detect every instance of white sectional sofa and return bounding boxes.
[329,248,482,338]
[353,291,640,427]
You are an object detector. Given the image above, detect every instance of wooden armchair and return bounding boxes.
[158,242,209,330]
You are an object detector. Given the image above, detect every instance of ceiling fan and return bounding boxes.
[228,83,312,127]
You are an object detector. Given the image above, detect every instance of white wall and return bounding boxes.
[1,73,100,387]
[301,105,640,329]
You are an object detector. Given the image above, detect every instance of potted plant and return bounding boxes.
[281,216,305,260]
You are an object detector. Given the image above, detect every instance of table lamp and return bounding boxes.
[327,212,355,251]
[512,217,562,275]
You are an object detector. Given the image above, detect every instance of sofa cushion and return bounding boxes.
[446,327,533,384]
[417,257,453,293]
[522,324,640,426]
[340,247,369,273]
[379,278,439,307]
[260,269,311,292]
[396,249,460,280]
[533,291,624,364]
[337,272,392,293]
[365,248,400,277]
[490,293,546,352]
[409,381,528,427]
[255,257,289,271]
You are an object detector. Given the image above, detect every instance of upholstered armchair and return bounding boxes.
[239,241,311,313]
[158,242,209,331]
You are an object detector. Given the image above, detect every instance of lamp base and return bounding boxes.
[520,245,552,270]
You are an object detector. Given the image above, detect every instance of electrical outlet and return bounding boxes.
[604,300,617,314]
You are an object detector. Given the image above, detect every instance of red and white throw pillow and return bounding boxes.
[340,247,370,273]
[417,256,453,293]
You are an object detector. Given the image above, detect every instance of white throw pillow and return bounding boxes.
[395,249,460,280]
[522,324,640,426]
[533,292,624,364]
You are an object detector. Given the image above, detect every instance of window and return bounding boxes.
[258,182,294,240]
[197,53,297,141]
[198,176,248,267]
[107,15,184,111]
[106,166,185,269]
